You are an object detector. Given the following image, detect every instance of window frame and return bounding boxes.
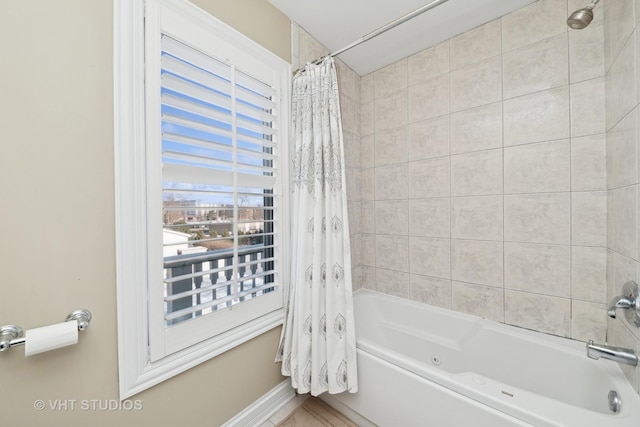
[114,0,290,399]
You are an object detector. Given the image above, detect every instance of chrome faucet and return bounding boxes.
[607,281,640,327]
[608,295,635,318]
[587,340,638,366]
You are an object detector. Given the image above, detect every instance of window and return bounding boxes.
[114,0,290,398]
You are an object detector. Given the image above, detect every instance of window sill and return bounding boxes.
[120,309,283,399]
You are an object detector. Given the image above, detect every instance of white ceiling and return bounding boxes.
[268,0,537,75]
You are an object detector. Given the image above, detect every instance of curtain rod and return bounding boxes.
[294,0,450,73]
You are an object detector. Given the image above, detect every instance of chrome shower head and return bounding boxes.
[567,0,600,29]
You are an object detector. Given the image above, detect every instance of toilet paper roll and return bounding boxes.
[25,321,78,357]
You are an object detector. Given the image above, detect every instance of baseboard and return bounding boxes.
[221,379,296,427]
[319,393,377,427]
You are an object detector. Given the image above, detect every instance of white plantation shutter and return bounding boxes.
[142,1,289,360]
[115,0,290,398]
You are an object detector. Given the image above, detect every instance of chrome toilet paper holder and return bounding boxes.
[0,309,92,352]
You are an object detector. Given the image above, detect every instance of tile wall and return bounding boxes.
[359,0,607,343]
[294,0,640,397]
[292,0,640,398]
[604,0,640,393]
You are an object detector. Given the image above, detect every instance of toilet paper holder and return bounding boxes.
[0,309,92,352]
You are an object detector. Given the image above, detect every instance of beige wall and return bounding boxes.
[0,1,290,426]
[604,0,640,394]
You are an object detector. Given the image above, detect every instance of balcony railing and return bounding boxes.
[163,243,274,325]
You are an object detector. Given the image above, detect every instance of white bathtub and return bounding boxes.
[320,289,640,427]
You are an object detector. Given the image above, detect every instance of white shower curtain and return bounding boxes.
[276,57,358,396]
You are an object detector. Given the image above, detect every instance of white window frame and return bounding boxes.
[114,0,290,399]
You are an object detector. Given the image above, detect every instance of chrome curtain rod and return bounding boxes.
[295,0,450,72]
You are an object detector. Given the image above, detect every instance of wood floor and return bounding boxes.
[275,397,358,427]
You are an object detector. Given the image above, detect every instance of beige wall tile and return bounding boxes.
[407,40,449,86]
[570,77,606,137]
[571,134,607,191]
[608,185,638,259]
[361,200,375,233]
[572,246,607,303]
[504,86,570,146]
[340,95,358,135]
[572,191,607,246]
[504,139,571,193]
[375,127,407,166]
[362,266,377,291]
[360,73,374,104]
[409,237,451,278]
[451,195,503,241]
[345,165,360,203]
[450,102,503,154]
[361,234,376,267]
[504,193,571,244]
[376,268,410,298]
[360,100,374,136]
[450,55,502,112]
[450,19,501,70]
[348,200,361,234]
[569,19,605,83]
[410,274,452,309]
[408,74,449,123]
[350,232,361,267]
[604,0,635,70]
[361,167,375,201]
[504,242,571,298]
[375,200,408,235]
[408,198,450,238]
[337,60,360,102]
[375,163,408,200]
[452,281,504,322]
[503,32,569,99]
[605,36,636,130]
[361,134,374,168]
[408,157,450,199]
[572,300,606,342]
[375,235,409,272]
[343,132,360,169]
[607,250,639,307]
[451,239,503,287]
[505,290,571,337]
[451,149,503,196]
[408,115,450,161]
[374,90,408,131]
[374,59,407,99]
[501,0,567,52]
[606,109,637,189]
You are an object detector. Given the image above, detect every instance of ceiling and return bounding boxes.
[268,0,536,75]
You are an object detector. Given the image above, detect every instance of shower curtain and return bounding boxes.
[276,57,358,396]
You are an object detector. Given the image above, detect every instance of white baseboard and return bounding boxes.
[221,379,296,427]
[319,393,376,427]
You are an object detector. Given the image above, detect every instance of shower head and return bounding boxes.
[567,0,600,29]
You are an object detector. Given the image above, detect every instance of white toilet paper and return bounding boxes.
[25,321,78,356]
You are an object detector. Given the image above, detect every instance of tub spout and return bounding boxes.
[587,340,638,366]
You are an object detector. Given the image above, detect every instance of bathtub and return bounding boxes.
[320,289,640,427]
